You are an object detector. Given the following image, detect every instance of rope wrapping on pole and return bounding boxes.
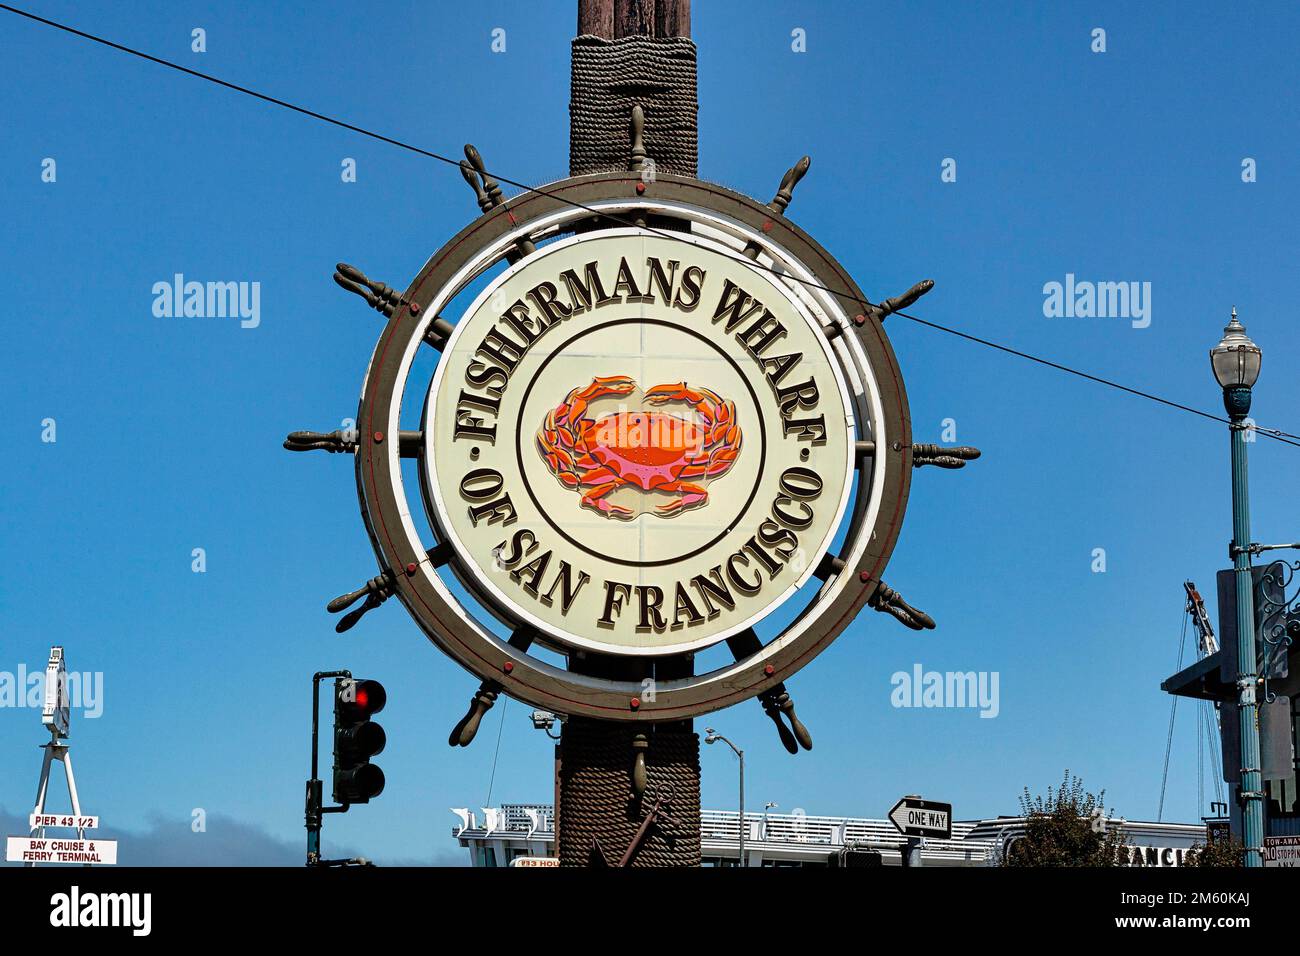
[557,718,701,867]
[570,34,698,177]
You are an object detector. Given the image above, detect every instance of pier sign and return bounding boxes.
[6,836,117,865]
[30,814,98,830]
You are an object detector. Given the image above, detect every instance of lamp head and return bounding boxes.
[1210,306,1262,390]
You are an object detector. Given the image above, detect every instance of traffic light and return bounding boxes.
[332,678,386,804]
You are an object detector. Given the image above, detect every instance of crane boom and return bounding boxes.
[1184,580,1219,657]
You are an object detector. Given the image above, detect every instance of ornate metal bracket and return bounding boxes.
[1257,559,1299,703]
[744,156,812,261]
[724,629,810,753]
[332,263,452,348]
[858,279,935,323]
[910,443,982,469]
[460,143,504,211]
[449,680,501,747]
[628,104,648,175]
[1232,541,1300,558]
[461,144,535,260]
[448,628,536,746]
[284,429,424,458]
[284,428,360,453]
[333,262,412,318]
[631,732,649,797]
[867,580,936,630]
[328,571,396,633]
[768,155,811,215]
[759,686,813,754]
[854,441,981,470]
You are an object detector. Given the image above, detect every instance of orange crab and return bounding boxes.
[536,374,742,519]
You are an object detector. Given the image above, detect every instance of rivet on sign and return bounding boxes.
[764,664,775,676]
[630,697,641,710]
[503,661,514,674]
[892,441,902,451]
[409,302,421,316]
[761,220,773,233]
[854,314,867,326]
[859,571,872,583]
[373,432,384,444]
[635,182,646,195]
[406,562,417,576]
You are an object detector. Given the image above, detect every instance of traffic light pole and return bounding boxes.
[306,670,355,867]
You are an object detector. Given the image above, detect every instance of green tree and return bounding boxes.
[998,770,1129,867]
[1184,836,1245,868]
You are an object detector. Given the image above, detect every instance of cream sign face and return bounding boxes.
[425,231,854,654]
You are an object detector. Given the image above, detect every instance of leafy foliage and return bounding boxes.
[1184,836,1245,867]
[998,770,1129,867]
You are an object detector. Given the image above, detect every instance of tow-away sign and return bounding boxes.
[888,798,952,840]
[6,837,117,865]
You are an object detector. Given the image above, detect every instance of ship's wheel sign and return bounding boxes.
[287,145,978,740]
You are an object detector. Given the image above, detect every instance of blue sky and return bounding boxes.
[3,0,1299,864]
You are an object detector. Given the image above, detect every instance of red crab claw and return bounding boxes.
[643,382,690,405]
[586,374,637,397]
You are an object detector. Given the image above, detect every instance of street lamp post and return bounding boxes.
[705,729,745,867]
[1210,307,1265,868]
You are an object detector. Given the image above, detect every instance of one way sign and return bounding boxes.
[888,797,952,840]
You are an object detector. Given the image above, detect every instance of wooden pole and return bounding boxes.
[614,0,654,39]
[561,0,700,866]
[579,0,689,38]
[655,0,689,38]
[577,0,613,38]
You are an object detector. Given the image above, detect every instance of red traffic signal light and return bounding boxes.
[333,678,387,804]
[339,679,386,718]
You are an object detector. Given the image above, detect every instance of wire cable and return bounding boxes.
[5,2,1300,449]
[484,696,508,808]
[1205,701,1225,805]
[1157,608,1190,822]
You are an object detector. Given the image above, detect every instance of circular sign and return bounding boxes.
[425,230,855,654]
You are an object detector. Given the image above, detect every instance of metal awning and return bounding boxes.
[1161,651,1231,701]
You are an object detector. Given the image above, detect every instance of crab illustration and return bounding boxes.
[536,374,742,519]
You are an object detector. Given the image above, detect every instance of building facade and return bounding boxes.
[453,804,1206,868]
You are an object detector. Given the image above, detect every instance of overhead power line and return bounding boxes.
[4,2,1298,449]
